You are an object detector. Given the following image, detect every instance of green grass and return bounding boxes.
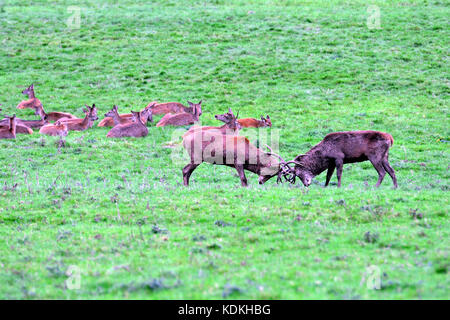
[0,0,448,299]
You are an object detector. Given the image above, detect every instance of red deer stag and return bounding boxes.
[106,108,151,138]
[156,102,202,127]
[283,131,398,188]
[182,130,290,186]
[98,102,157,127]
[17,84,77,121]
[238,115,272,128]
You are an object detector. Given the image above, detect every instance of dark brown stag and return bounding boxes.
[282,131,398,188]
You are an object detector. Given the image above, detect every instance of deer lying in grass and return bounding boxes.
[0,109,33,134]
[184,108,241,138]
[1,110,48,129]
[98,102,157,127]
[106,108,151,138]
[58,105,98,131]
[0,114,17,139]
[283,131,398,188]
[238,115,272,128]
[39,120,68,137]
[182,130,289,186]
[150,100,202,116]
[17,84,77,121]
[156,102,202,127]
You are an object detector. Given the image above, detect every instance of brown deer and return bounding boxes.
[184,108,241,137]
[150,100,202,116]
[17,84,77,121]
[283,131,398,188]
[182,130,289,186]
[156,103,201,127]
[97,102,157,127]
[0,114,17,139]
[58,105,98,131]
[0,109,33,134]
[238,115,271,128]
[1,113,48,129]
[106,108,151,138]
[39,121,68,137]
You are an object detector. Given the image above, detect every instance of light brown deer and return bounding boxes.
[182,130,289,186]
[17,84,77,121]
[184,108,241,138]
[106,108,151,138]
[238,115,271,128]
[58,104,98,131]
[150,100,202,116]
[97,102,157,127]
[156,103,202,127]
[39,121,68,137]
[0,114,17,139]
[0,109,32,134]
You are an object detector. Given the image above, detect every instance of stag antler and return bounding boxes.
[264,145,298,184]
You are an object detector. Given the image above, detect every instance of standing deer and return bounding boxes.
[156,102,202,127]
[238,115,271,128]
[182,130,289,186]
[58,105,98,131]
[98,102,156,127]
[106,108,151,138]
[150,100,202,116]
[283,131,398,188]
[0,114,17,139]
[184,108,241,137]
[17,84,77,121]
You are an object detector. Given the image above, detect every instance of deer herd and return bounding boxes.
[0,84,398,189]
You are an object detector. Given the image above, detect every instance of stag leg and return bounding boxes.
[368,156,386,187]
[182,163,199,186]
[335,158,343,187]
[382,154,398,188]
[234,164,248,187]
[325,163,335,187]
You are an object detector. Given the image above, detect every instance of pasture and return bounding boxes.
[0,0,448,299]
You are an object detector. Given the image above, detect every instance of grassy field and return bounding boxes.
[0,0,448,299]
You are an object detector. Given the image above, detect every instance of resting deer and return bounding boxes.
[156,102,202,127]
[0,109,32,134]
[182,130,289,186]
[0,114,17,139]
[150,100,202,116]
[39,121,68,137]
[238,115,271,128]
[98,102,156,127]
[283,131,398,188]
[106,108,151,138]
[17,84,76,121]
[57,105,98,131]
[184,108,241,137]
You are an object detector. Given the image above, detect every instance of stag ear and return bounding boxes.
[187,101,194,106]
[198,100,202,105]
[266,115,270,119]
[261,116,265,121]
